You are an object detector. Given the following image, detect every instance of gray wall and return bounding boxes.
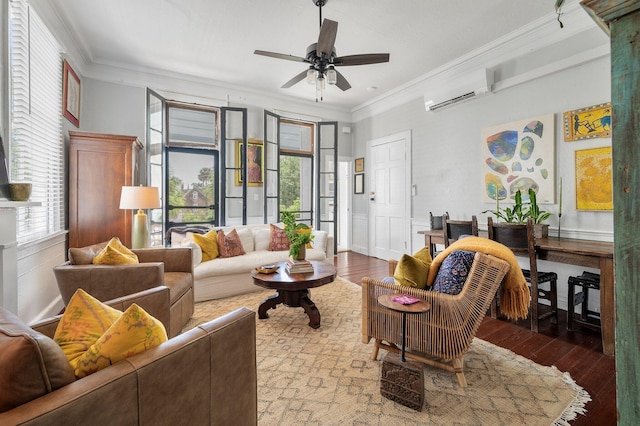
[81,79,146,141]
[352,56,613,238]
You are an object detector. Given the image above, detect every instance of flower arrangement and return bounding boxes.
[281,211,314,259]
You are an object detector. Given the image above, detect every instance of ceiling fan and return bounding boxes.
[254,0,390,100]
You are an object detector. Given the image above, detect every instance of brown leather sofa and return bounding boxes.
[53,247,194,337]
[0,299,258,425]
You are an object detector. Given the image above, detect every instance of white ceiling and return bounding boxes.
[40,0,563,110]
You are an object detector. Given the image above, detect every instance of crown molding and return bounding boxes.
[351,0,604,123]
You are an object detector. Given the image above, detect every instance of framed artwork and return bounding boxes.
[575,146,613,211]
[235,139,264,186]
[481,114,555,204]
[563,102,612,142]
[62,59,81,127]
[355,157,364,173]
[354,173,364,194]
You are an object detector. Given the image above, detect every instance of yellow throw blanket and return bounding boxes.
[426,236,530,320]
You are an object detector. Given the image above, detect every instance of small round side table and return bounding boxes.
[377,294,430,362]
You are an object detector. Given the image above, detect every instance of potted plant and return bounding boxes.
[281,211,314,260]
[482,188,550,238]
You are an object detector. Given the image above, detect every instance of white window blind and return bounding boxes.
[9,0,64,243]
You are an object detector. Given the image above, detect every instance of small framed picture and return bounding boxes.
[62,59,81,127]
[235,139,264,187]
[563,102,611,142]
[355,157,364,173]
[354,173,364,194]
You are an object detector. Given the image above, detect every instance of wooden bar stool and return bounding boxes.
[567,271,601,332]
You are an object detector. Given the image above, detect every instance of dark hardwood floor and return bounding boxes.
[335,251,617,425]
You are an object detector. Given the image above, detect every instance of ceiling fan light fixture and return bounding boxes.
[326,67,337,85]
[307,67,317,84]
[254,0,389,101]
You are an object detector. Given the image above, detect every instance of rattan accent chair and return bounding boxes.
[361,252,510,387]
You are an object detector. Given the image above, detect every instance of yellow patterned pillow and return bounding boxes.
[71,303,167,378]
[92,237,139,265]
[192,229,219,261]
[54,289,122,364]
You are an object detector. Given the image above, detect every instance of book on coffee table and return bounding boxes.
[285,258,314,273]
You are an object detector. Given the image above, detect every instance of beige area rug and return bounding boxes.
[184,277,590,425]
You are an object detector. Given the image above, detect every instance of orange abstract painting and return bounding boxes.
[575,146,612,210]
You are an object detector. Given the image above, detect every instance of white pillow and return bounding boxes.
[236,228,254,252]
[254,228,270,251]
[171,231,187,247]
[312,230,327,252]
[179,239,202,268]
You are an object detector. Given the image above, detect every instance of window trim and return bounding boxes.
[280,119,314,156]
[8,0,64,244]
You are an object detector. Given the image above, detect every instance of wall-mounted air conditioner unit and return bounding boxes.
[424,68,494,112]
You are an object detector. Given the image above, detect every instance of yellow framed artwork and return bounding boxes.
[575,146,612,211]
[235,139,264,186]
[563,102,612,142]
[355,157,364,173]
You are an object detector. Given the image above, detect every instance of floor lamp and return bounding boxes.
[119,186,161,249]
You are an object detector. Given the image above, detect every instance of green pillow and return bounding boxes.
[393,254,430,289]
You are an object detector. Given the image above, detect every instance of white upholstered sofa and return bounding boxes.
[171,223,334,302]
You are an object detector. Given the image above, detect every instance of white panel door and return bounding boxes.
[368,131,411,260]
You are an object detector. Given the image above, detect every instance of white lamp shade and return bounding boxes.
[119,186,161,210]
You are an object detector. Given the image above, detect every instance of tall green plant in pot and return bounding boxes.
[482,188,551,238]
[482,189,528,223]
[524,188,551,238]
[281,211,314,260]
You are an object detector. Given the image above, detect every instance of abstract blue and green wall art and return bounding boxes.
[481,114,555,204]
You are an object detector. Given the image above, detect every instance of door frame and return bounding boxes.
[366,130,412,259]
[338,156,353,251]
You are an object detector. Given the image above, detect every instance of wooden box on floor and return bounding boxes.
[380,352,424,411]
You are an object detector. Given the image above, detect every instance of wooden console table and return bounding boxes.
[535,237,614,356]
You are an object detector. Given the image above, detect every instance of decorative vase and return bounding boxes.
[296,244,306,260]
[9,182,32,201]
[533,224,549,239]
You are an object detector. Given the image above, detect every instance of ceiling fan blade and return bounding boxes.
[335,69,351,91]
[254,50,307,63]
[317,19,338,57]
[281,69,309,89]
[334,53,390,66]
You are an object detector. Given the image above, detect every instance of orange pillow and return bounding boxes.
[217,229,246,258]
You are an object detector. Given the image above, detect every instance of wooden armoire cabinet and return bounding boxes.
[68,131,142,248]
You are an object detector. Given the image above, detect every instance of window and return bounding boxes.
[147,100,219,237]
[279,120,314,225]
[8,0,64,243]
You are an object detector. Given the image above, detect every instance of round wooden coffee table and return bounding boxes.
[251,260,336,329]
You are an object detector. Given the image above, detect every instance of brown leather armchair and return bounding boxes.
[0,305,257,425]
[53,247,194,337]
